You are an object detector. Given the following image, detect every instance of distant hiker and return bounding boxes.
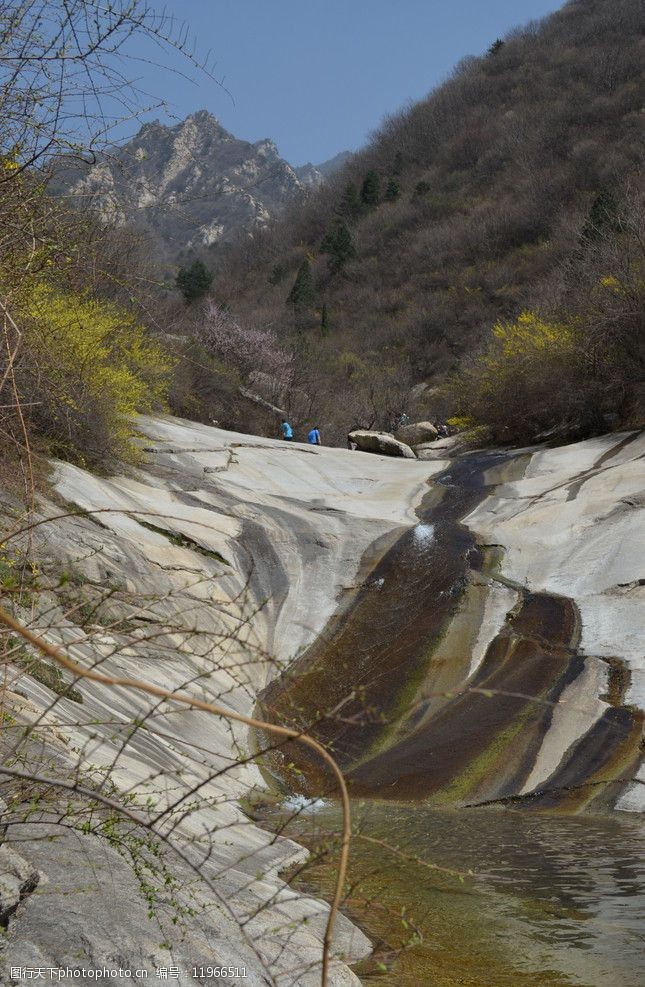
[307,425,321,445]
[389,412,409,432]
[438,422,450,438]
[280,419,293,441]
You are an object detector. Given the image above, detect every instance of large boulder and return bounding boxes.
[348,429,417,458]
[415,433,469,460]
[396,421,439,447]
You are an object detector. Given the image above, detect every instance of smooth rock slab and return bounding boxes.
[1,415,437,985]
[464,431,645,811]
[2,825,369,987]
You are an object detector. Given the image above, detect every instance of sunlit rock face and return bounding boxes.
[0,417,435,986]
[50,111,309,260]
[464,432,645,812]
[1,420,642,986]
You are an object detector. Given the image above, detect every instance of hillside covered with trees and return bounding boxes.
[207,0,644,443]
[2,0,643,480]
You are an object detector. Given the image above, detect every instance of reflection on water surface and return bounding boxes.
[272,801,645,986]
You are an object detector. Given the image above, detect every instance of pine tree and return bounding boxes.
[488,38,504,55]
[360,170,380,207]
[176,260,213,303]
[321,223,356,274]
[583,189,619,239]
[385,179,401,202]
[337,182,362,221]
[269,263,286,285]
[287,259,315,310]
[320,303,330,335]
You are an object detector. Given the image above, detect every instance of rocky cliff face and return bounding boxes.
[51,111,311,259]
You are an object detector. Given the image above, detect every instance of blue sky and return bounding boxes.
[128,0,564,166]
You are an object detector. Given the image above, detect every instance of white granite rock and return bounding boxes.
[464,431,645,809]
[2,415,439,984]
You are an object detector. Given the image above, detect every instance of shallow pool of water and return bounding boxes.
[272,801,645,986]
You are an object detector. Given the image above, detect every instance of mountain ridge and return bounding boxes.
[51,110,345,264]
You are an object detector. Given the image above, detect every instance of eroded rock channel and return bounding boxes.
[1,418,643,986]
[263,442,643,811]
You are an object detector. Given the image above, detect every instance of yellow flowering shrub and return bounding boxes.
[22,284,174,463]
[491,311,576,358]
[448,310,593,442]
[598,274,621,292]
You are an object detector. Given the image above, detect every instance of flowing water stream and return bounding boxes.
[258,449,644,984]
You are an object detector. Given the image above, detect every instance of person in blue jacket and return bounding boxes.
[280,419,293,441]
[307,425,321,445]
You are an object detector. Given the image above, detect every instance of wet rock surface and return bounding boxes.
[265,432,644,812]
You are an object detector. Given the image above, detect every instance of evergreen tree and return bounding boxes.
[320,303,330,335]
[337,182,362,221]
[287,259,315,310]
[360,170,380,207]
[488,38,504,55]
[583,189,619,239]
[176,259,213,303]
[268,263,286,285]
[385,179,401,202]
[321,223,356,274]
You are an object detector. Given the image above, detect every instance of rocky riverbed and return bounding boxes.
[0,419,643,986]
[265,433,644,812]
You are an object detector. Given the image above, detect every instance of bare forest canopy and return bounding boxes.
[1,0,644,476]
[203,0,645,445]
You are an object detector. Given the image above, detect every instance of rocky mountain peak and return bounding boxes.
[50,110,350,265]
[253,137,281,160]
[51,112,308,262]
[180,109,232,141]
